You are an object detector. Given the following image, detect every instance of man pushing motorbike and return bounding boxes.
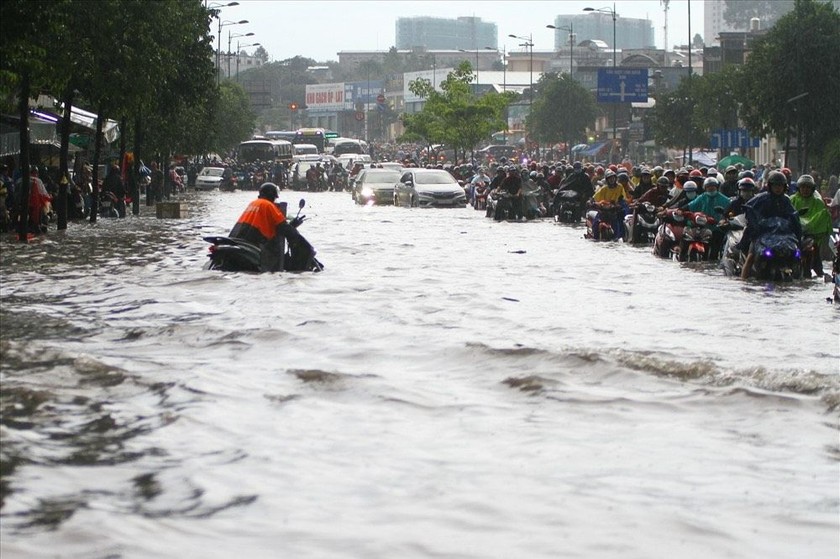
[229,183,308,272]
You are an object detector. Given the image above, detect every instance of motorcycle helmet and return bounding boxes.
[604,169,617,180]
[608,164,618,172]
[703,177,720,190]
[689,169,703,178]
[258,182,279,201]
[739,170,755,180]
[796,174,816,191]
[640,167,652,176]
[529,171,538,179]
[657,176,671,187]
[683,181,698,199]
[766,170,787,188]
[780,167,792,178]
[737,178,756,190]
[596,166,605,175]
[617,171,629,181]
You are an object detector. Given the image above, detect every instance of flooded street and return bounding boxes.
[1,189,838,558]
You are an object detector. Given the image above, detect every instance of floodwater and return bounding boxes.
[1,190,838,559]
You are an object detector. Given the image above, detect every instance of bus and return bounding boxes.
[292,128,326,153]
[292,128,339,154]
[265,130,296,143]
[238,139,293,164]
[332,138,368,157]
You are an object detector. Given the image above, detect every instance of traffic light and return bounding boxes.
[288,102,298,111]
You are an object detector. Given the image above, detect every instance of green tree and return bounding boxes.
[526,72,597,155]
[253,45,269,63]
[212,82,257,151]
[0,0,69,239]
[401,62,510,161]
[650,78,707,151]
[737,0,840,172]
[691,65,742,133]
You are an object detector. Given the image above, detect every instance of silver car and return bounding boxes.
[353,169,402,205]
[393,169,467,208]
[195,167,225,191]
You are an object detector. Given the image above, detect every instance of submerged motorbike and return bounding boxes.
[552,190,583,223]
[99,190,119,218]
[203,199,323,273]
[653,208,686,259]
[745,216,803,281]
[678,211,717,262]
[585,201,623,241]
[624,202,659,244]
[472,180,489,211]
[719,213,747,277]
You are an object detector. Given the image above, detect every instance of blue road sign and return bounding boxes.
[596,68,648,103]
[709,128,761,149]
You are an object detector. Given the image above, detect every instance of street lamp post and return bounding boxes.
[208,2,239,83]
[235,42,260,81]
[228,30,254,78]
[485,46,507,144]
[546,23,575,78]
[508,33,534,107]
[217,19,248,84]
[547,23,576,159]
[584,4,618,162]
[509,33,534,156]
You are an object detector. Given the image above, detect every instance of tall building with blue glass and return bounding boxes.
[396,16,498,51]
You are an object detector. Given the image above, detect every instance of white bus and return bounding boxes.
[238,139,293,163]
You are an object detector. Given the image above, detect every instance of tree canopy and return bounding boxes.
[526,72,597,149]
[400,62,512,157]
[737,0,840,172]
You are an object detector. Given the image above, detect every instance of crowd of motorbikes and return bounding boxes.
[461,161,839,299]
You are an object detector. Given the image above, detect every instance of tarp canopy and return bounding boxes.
[55,102,120,143]
[576,141,610,157]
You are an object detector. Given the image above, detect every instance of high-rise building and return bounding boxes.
[551,14,654,51]
[395,16,497,51]
[704,0,740,46]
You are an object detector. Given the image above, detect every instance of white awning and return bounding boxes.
[55,102,121,143]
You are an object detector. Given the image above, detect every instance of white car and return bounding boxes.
[394,169,467,208]
[195,166,226,190]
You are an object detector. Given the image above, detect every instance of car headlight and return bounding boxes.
[361,186,374,197]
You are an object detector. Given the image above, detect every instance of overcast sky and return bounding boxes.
[219,0,704,61]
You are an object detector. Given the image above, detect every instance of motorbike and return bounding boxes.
[585,201,623,241]
[486,190,515,221]
[99,190,119,218]
[522,181,545,220]
[624,202,659,244]
[719,213,747,277]
[472,180,489,211]
[552,190,583,224]
[653,208,686,259]
[745,216,803,281]
[678,211,716,262]
[203,199,323,273]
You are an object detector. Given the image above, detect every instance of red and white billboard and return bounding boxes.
[305,83,345,112]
